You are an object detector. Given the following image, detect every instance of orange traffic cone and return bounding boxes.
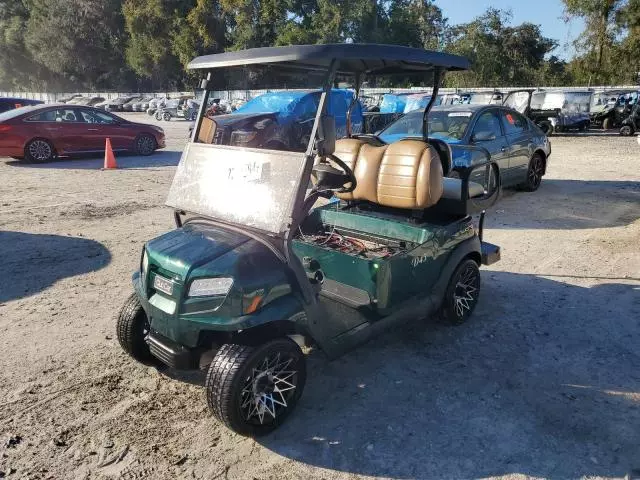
[103,138,117,169]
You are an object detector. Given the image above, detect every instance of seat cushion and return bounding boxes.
[335,138,444,209]
[377,140,443,209]
[441,178,485,200]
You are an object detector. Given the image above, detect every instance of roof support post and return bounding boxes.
[191,72,212,142]
[285,59,338,306]
[346,73,363,138]
[423,67,443,141]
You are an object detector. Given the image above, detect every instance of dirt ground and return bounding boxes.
[0,115,638,480]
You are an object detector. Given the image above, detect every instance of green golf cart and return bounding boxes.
[116,44,501,436]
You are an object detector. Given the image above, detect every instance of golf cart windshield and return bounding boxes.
[533,92,591,112]
[166,144,306,233]
[503,91,531,113]
[166,44,469,235]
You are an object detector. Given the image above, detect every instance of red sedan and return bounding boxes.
[0,104,165,162]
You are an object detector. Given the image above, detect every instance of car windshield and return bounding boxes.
[0,105,40,121]
[379,109,472,142]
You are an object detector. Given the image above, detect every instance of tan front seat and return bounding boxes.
[335,139,443,209]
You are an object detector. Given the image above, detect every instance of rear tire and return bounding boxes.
[602,117,612,130]
[206,338,306,436]
[163,112,171,121]
[437,259,481,325]
[519,153,544,192]
[116,293,161,366]
[24,138,54,163]
[620,125,633,136]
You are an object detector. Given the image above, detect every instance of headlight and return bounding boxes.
[141,249,149,275]
[230,130,257,145]
[188,277,234,297]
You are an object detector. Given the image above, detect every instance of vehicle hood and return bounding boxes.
[212,112,278,128]
[146,223,250,280]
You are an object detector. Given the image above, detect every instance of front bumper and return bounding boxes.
[147,330,198,369]
[481,241,501,265]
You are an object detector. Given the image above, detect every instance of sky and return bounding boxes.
[435,0,585,59]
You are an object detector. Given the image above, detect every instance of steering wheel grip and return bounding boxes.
[328,154,357,193]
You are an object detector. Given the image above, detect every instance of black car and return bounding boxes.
[379,104,552,191]
[0,97,43,114]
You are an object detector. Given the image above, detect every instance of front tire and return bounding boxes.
[134,134,157,156]
[520,153,544,192]
[437,259,481,325]
[116,293,159,366]
[24,138,54,163]
[206,338,306,436]
[602,117,612,130]
[163,112,171,121]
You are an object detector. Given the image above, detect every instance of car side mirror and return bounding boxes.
[316,115,336,156]
[471,131,496,142]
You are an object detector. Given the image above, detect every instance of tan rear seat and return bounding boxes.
[335,139,443,209]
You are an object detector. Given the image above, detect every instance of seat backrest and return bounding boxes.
[335,138,443,209]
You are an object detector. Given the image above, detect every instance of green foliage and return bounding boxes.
[0,0,637,91]
[561,0,639,85]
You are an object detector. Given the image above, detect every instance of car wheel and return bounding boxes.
[520,153,544,192]
[24,138,54,163]
[134,134,157,156]
[602,118,612,130]
[437,258,480,326]
[116,292,162,367]
[206,338,306,436]
[620,125,633,136]
[163,112,171,121]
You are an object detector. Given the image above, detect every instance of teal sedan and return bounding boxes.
[379,104,551,191]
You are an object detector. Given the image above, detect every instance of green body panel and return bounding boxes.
[136,206,476,351]
[138,223,300,348]
[293,205,475,312]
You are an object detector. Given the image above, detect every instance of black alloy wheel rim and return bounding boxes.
[240,351,299,426]
[452,263,480,319]
[529,157,543,189]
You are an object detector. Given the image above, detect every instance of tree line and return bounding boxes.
[0,0,638,92]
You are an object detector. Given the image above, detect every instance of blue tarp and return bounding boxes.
[380,94,408,113]
[234,89,363,134]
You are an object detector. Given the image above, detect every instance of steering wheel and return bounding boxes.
[312,154,357,194]
[329,154,357,193]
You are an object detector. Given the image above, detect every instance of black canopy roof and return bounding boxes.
[188,44,470,75]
